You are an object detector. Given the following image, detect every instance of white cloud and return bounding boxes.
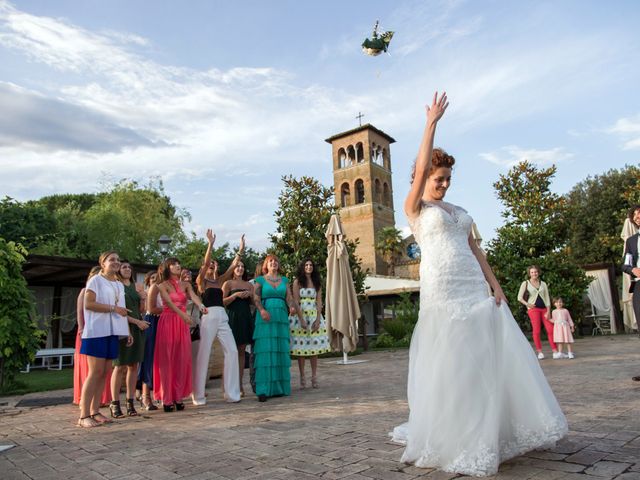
[606,115,640,150]
[480,146,573,168]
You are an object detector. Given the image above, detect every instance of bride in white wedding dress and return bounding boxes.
[390,92,568,476]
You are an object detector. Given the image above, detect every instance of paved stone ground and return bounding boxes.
[1,335,640,479]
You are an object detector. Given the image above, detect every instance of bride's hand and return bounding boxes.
[493,289,508,306]
[426,91,449,126]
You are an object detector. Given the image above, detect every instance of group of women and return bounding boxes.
[74,231,330,427]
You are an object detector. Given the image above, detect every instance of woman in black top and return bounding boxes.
[192,229,244,405]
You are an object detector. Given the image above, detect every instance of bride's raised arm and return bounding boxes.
[404,91,449,219]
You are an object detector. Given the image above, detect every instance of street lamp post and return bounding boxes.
[158,235,172,257]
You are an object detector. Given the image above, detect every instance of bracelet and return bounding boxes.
[110,305,115,313]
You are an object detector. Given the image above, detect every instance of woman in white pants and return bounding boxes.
[192,229,244,405]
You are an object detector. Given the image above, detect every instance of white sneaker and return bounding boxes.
[552,352,562,359]
[537,352,545,360]
[567,352,575,359]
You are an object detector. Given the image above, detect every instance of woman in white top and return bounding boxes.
[78,251,133,428]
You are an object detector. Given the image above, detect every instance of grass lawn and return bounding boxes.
[1,368,73,396]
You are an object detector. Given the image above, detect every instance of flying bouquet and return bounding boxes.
[362,20,394,56]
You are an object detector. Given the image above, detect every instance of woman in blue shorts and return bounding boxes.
[78,251,132,428]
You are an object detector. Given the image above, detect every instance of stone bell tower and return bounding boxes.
[325,123,396,275]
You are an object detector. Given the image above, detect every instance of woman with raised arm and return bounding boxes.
[252,254,298,402]
[390,92,567,476]
[222,260,254,397]
[153,257,207,412]
[78,251,133,428]
[192,230,243,405]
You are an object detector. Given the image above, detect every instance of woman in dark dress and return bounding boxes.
[222,260,254,397]
[110,261,150,418]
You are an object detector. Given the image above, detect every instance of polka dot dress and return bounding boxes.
[289,287,331,356]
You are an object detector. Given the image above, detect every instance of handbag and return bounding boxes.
[190,324,201,342]
[188,303,201,342]
[522,281,530,302]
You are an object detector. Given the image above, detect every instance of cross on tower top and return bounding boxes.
[356,112,364,126]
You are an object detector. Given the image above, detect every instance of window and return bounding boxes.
[340,182,351,207]
[355,179,365,204]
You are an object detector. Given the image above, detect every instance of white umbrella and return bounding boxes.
[325,214,363,364]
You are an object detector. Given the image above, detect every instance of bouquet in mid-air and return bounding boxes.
[361,20,394,56]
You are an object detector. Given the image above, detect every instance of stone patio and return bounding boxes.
[1,335,640,479]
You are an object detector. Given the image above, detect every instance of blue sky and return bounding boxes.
[1,0,639,252]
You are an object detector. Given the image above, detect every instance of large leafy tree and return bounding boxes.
[83,179,190,263]
[0,239,43,391]
[565,165,640,266]
[375,226,403,276]
[487,161,589,330]
[0,197,57,250]
[269,175,365,295]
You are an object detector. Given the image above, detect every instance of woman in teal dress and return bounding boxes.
[253,254,298,402]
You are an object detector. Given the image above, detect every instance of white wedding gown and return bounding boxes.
[391,202,567,477]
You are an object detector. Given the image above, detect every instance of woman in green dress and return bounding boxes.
[253,254,298,402]
[222,260,254,397]
[110,261,150,418]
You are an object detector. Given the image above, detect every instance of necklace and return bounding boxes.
[101,273,120,305]
[265,275,281,284]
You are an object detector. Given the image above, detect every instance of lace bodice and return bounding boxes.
[409,202,489,314]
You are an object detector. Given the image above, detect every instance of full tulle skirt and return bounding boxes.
[391,298,567,477]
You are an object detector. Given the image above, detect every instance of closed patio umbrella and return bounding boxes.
[325,214,361,361]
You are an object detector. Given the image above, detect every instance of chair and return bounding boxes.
[587,304,611,336]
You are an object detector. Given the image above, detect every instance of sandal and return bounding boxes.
[77,416,102,428]
[126,399,138,417]
[311,376,319,389]
[141,394,158,411]
[91,412,113,424]
[109,401,125,419]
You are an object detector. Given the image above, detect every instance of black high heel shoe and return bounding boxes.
[163,404,174,412]
[109,401,125,418]
[174,402,185,411]
[126,398,138,417]
[258,394,267,403]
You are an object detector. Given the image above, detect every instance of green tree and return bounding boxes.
[487,161,589,330]
[0,197,56,250]
[375,226,403,276]
[565,165,640,266]
[0,239,44,391]
[269,175,366,295]
[83,179,190,263]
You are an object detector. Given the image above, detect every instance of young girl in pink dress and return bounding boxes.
[551,297,575,359]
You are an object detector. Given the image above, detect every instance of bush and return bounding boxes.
[374,292,419,348]
[0,239,44,392]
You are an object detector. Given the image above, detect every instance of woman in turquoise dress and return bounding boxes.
[253,254,298,402]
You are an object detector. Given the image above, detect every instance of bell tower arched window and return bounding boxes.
[383,182,390,207]
[340,182,351,207]
[355,179,365,204]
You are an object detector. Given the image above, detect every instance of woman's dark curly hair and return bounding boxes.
[296,258,321,291]
[410,148,456,184]
[628,205,640,226]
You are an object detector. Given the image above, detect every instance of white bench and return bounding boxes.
[21,348,76,373]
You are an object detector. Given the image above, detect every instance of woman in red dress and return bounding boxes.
[153,257,207,412]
